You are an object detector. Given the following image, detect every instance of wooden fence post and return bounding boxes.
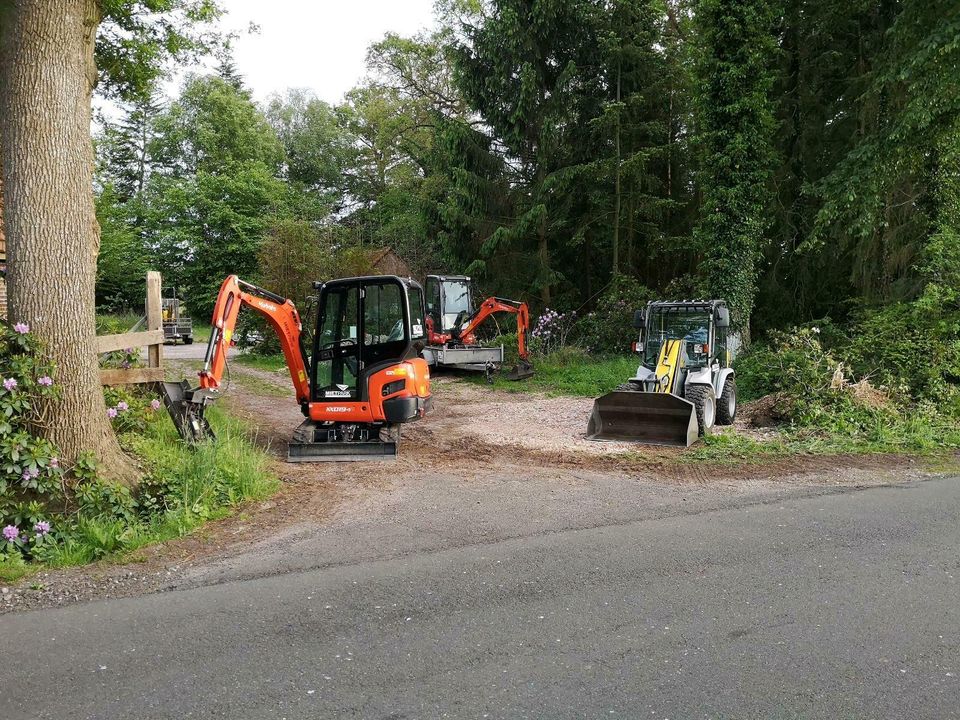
[146,271,162,371]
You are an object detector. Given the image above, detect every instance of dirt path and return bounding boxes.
[1,362,946,613]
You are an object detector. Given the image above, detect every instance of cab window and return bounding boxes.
[363,282,407,367]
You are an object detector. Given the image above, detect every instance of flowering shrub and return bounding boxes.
[100,347,144,371]
[530,308,579,355]
[0,322,63,563]
[103,387,165,435]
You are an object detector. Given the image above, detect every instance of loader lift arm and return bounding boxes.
[199,275,311,403]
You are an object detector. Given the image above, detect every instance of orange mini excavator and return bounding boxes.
[422,274,534,381]
[162,274,432,461]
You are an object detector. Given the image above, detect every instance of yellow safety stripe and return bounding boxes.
[654,339,684,394]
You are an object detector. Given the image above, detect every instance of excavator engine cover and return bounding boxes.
[586,390,699,447]
[161,380,215,443]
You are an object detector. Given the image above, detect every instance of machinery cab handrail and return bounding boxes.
[635,299,733,371]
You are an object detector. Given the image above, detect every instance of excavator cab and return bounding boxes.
[163,275,432,462]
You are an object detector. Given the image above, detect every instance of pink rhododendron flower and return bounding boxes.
[33,521,51,536]
[150,399,162,411]
[3,378,17,391]
[107,407,118,419]
[117,401,129,411]
[21,468,38,481]
[13,322,29,334]
[2,525,18,542]
[49,457,59,468]
[37,376,53,387]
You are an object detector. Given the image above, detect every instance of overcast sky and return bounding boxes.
[215,0,438,104]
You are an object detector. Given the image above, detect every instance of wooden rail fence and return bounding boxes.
[98,271,165,385]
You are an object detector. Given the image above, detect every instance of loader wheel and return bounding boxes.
[716,377,737,426]
[686,385,716,437]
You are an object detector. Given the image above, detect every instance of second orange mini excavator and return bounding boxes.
[162,274,432,461]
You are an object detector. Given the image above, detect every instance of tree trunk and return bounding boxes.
[612,58,622,277]
[0,0,138,485]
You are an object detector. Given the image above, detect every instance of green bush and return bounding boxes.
[572,276,654,355]
[841,303,960,412]
[0,322,278,573]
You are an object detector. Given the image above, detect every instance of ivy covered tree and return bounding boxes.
[693,0,780,331]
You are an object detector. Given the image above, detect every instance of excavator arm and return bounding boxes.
[199,276,310,403]
[453,297,534,379]
[162,275,311,442]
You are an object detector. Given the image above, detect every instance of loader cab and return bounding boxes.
[640,300,731,371]
[425,274,473,334]
[310,276,426,402]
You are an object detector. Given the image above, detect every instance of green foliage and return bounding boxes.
[2,381,279,570]
[693,0,780,327]
[573,276,654,354]
[97,1,226,102]
[473,349,638,398]
[734,325,960,449]
[0,324,64,513]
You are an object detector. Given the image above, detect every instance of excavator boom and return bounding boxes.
[454,297,534,380]
[163,275,310,444]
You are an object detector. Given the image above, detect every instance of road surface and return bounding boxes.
[2,476,958,719]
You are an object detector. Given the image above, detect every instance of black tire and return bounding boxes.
[685,384,716,437]
[183,336,194,345]
[716,376,737,426]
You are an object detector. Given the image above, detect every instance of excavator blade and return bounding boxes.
[586,390,699,447]
[160,380,215,444]
[504,359,534,381]
[286,421,398,462]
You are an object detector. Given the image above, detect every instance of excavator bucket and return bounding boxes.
[504,358,534,381]
[586,390,699,447]
[160,380,215,444]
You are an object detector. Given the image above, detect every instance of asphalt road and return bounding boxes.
[3,476,959,719]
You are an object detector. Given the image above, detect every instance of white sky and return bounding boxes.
[216,0,438,104]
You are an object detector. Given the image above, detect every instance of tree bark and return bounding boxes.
[0,0,138,484]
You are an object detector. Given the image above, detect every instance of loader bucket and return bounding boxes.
[504,358,534,381]
[161,380,215,444]
[586,391,699,447]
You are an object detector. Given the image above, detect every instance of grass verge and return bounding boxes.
[7,405,279,577]
[234,352,288,373]
[468,349,638,397]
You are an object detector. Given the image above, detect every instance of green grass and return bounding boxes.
[37,405,279,569]
[191,323,212,343]
[233,352,287,372]
[469,348,639,397]
[96,312,143,335]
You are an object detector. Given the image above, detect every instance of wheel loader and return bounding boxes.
[586,300,737,447]
[162,274,432,462]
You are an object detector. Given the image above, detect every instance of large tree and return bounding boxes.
[0,0,138,482]
[693,0,780,330]
[0,0,222,483]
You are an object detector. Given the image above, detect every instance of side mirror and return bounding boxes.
[715,307,730,328]
[632,309,646,330]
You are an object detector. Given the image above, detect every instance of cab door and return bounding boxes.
[312,282,361,401]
